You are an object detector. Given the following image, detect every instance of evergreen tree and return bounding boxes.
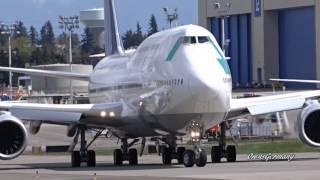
[39,21,56,64]
[14,21,28,38]
[81,27,95,53]
[29,26,39,46]
[134,22,145,43]
[40,21,55,45]
[122,30,135,49]
[148,14,158,36]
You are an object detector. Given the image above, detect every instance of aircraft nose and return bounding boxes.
[188,73,218,103]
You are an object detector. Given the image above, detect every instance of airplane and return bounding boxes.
[1,0,320,168]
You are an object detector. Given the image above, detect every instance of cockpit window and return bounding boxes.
[183,36,197,45]
[198,36,209,43]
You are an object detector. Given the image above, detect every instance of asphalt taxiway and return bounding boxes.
[1,153,320,180]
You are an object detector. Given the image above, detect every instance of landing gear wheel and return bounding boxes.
[211,146,222,163]
[129,149,138,165]
[162,147,172,165]
[226,145,236,162]
[87,150,96,167]
[183,150,195,167]
[71,151,81,167]
[195,149,207,167]
[113,149,123,166]
[177,147,186,164]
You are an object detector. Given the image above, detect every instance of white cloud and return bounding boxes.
[32,0,47,5]
[31,0,76,6]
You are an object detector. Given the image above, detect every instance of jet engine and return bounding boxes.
[296,100,320,147]
[0,112,28,160]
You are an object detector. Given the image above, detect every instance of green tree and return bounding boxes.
[39,21,56,64]
[12,36,33,67]
[71,33,81,64]
[81,27,95,54]
[134,22,145,44]
[122,22,146,49]
[14,21,28,38]
[29,26,39,46]
[122,29,135,49]
[40,21,55,45]
[148,14,158,36]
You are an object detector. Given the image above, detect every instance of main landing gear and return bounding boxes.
[161,121,207,168]
[113,138,139,166]
[71,126,98,167]
[160,137,186,165]
[211,122,236,163]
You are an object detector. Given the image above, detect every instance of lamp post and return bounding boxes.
[58,16,79,104]
[214,1,231,55]
[163,8,179,28]
[1,23,19,100]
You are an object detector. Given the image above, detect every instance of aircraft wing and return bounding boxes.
[0,102,122,125]
[0,66,90,81]
[0,86,169,126]
[228,90,320,119]
[270,78,320,84]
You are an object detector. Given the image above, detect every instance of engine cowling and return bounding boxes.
[296,100,320,147]
[0,112,28,160]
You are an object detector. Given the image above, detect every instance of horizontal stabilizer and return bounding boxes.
[270,79,320,84]
[0,66,90,81]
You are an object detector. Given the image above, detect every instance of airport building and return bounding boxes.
[80,8,105,49]
[198,0,320,88]
[29,64,92,104]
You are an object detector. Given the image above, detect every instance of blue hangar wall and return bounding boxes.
[211,14,252,87]
[279,7,316,88]
[210,7,316,88]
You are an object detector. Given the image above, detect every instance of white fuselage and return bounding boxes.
[87,25,232,137]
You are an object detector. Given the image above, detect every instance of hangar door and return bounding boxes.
[211,14,252,87]
[279,7,316,88]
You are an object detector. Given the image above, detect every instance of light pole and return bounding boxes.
[58,16,79,104]
[163,8,179,28]
[1,23,19,100]
[214,1,231,55]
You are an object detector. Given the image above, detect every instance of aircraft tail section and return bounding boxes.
[104,0,124,56]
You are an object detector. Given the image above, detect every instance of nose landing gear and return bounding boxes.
[182,121,207,167]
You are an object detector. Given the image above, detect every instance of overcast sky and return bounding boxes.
[0,0,197,35]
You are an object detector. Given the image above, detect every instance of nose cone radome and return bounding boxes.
[188,73,218,103]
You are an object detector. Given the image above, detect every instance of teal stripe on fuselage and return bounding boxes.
[209,39,231,75]
[166,38,182,61]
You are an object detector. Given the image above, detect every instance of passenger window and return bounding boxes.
[198,36,209,43]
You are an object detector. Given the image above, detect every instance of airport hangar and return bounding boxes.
[198,0,320,88]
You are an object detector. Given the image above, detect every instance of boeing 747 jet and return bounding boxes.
[0,0,320,168]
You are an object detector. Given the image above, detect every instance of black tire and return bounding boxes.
[129,149,138,165]
[71,151,81,167]
[177,147,186,164]
[162,147,172,165]
[211,146,222,163]
[183,150,195,167]
[226,145,236,162]
[113,149,123,166]
[87,150,96,167]
[195,149,207,167]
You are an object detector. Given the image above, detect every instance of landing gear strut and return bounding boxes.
[113,138,139,166]
[211,122,236,163]
[182,121,207,167]
[71,126,96,167]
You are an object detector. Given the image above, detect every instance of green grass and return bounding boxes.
[236,139,320,154]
